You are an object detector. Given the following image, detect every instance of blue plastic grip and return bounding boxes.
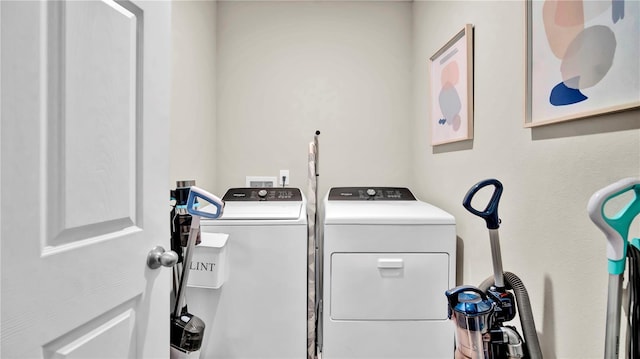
[186,186,224,219]
[463,179,503,230]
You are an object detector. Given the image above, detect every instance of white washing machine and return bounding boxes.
[320,187,456,359]
[189,187,307,359]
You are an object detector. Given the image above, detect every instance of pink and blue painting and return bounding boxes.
[527,0,640,125]
[430,24,473,145]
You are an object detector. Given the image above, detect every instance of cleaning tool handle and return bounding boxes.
[463,179,503,230]
[187,186,224,219]
[173,215,200,318]
[587,178,640,274]
[604,274,623,359]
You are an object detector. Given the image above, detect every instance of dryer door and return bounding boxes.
[330,252,450,320]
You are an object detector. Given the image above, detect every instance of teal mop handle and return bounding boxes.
[588,178,640,274]
[587,178,640,359]
[605,274,622,359]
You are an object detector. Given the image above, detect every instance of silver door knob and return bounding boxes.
[147,246,179,269]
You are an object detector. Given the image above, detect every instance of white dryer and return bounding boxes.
[320,187,456,359]
[189,187,307,359]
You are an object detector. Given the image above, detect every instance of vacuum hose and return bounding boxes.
[479,271,543,359]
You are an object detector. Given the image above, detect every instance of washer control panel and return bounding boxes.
[328,187,416,201]
[222,187,303,201]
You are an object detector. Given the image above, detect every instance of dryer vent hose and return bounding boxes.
[479,272,543,359]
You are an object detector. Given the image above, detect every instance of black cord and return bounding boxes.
[628,244,640,359]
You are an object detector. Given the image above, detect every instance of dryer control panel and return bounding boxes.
[223,187,303,201]
[328,187,416,201]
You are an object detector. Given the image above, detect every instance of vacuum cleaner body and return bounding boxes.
[446,286,495,359]
[446,285,524,359]
[447,179,541,359]
[170,313,206,357]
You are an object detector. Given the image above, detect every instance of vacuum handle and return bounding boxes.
[187,186,224,219]
[588,178,640,273]
[463,179,503,230]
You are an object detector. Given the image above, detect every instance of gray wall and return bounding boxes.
[170,0,217,191]
[215,1,413,196]
[412,1,640,358]
[170,1,640,357]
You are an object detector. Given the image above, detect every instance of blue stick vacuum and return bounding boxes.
[170,185,224,359]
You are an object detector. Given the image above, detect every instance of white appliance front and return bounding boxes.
[321,187,456,359]
[330,252,449,320]
[189,188,307,359]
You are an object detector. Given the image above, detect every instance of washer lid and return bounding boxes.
[218,201,304,220]
[324,197,455,225]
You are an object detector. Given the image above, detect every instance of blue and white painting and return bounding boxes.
[529,0,639,125]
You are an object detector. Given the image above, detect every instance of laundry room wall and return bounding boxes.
[169,1,640,357]
[214,0,413,197]
[170,0,217,192]
[411,1,640,358]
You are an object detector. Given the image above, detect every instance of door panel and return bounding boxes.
[1,1,171,358]
[46,0,140,250]
[57,0,138,236]
[42,299,137,359]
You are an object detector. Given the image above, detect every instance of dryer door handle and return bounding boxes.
[377,258,404,269]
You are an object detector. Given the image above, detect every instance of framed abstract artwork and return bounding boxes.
[525,0,640,127]
[429,24,473,146]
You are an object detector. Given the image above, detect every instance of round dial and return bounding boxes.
[366,188,376,197]
[258,189,268,198]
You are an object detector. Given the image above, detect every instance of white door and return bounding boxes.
[1,1,171,358]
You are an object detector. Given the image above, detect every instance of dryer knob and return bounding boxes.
[366,188,376,197]
[258,189,268,198]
